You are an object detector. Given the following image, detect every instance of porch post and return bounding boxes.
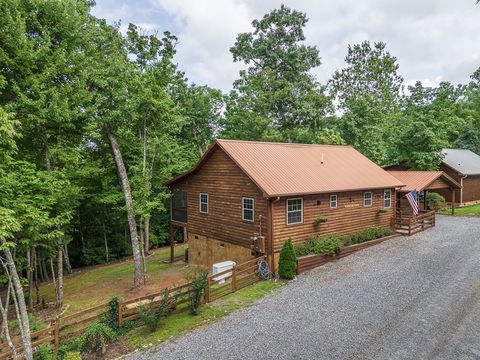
[424,190,428,211]
[170,221,175,263]
[451,188,455,215]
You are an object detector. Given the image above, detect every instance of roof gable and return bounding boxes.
[442,148,480,175]
[168,140,404,197]
[387,170,461,192]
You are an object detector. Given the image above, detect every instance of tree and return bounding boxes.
[222,5,331,142]
[329,41,403,164]
[278,238,297,279]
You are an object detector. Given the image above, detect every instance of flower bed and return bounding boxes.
[296,229,398,274]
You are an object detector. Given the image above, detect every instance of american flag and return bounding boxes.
[406,190,418,216]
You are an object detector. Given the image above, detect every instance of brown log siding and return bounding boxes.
[172,147,268,248]
[272,189,395,251]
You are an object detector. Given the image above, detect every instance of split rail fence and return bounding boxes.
[0,255,267,359]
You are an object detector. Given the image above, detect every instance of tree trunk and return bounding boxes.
[102,220,109,263]
[50,258,57,305]
[57,248,63,308]
[0,289,16,358]
[77,209,85,253]
[33,250,39,305]
[63,244,72,274]
[107,131,142,288]
[27,249,33,311]
[1,241,33,360]
[144,216,150,255]
[41,256,49,282]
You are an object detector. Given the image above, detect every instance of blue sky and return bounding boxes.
[92,0,480,93]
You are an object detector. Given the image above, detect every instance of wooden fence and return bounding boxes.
[393,210,435,236]
[297,234,399,274]
[0,255,267,359]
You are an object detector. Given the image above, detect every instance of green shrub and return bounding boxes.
[294,242,311,257]
[313,216,328,225]
[312,236,341,256]
[342,227,394,246]
[80,321,117,354]
[137,288,171,332]
[427,192,445,210]
[101,295,121,331]
[63,352,82,360]
[278,238,297,279]
[377,208,389,214]
[186,268,208,315]
[33,346,55,360]
[10,313,46,334]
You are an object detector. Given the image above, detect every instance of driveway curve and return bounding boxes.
[129,216,480,360]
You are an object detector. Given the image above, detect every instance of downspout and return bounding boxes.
[460,174,467,205]
[268,196,281,274]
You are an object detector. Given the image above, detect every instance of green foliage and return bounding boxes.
[278,238,297,279]
[377,208,389,214]
[186,269,208,315]
[33,346,55,360]
[313,216,328,225]
[101,296,121,331]
[80,322,117,353]
[223,4,332,141]
[62,352,82,360]
[427,192,445,210]
[137,289,171,332]
[306,236,342,256]
[8,313,47,334]
[342,228,395,247]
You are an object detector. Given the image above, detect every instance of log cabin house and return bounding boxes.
[166,140,406,272]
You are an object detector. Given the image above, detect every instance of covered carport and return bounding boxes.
[387,171,461,215]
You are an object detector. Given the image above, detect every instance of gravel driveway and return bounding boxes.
[128,216,480,360]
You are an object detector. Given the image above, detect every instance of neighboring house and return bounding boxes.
[439,148,480,204]
[166,140,405,272]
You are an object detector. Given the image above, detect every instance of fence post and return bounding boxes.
[118,301,123,329]
[53,318,59,352]
[204,277,210,304]
[232,266,237,293]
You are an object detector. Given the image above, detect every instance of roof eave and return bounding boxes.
[265,184,406,198]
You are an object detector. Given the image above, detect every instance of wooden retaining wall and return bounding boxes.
[296,234,400,274]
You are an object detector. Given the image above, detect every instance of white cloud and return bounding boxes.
[94,0,480,92]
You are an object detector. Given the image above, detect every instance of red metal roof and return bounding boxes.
[386,171,461,192]
[167,140,405,197]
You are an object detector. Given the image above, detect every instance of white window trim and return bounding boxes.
[364,192,373,207]
[330,194,338,209]
[242,197,254,222]
[286,198,303,225]
[199,193,208,214]
[384,190,392,209]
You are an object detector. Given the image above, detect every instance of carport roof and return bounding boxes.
[387,170,461,193]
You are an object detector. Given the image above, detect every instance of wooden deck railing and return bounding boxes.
[0,255,268,358]
[392,210,435,236]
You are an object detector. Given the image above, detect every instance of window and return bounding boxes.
[330,194,338,209]
[364,192,372,207]
[384,190,392,208]
[242,197,254,222]
[199,193,208,214]
[287,198,303,225]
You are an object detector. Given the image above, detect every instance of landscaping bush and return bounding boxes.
[63,352,82,360]
[294,242,311,257]
[80,321,117,354]
[101,295,121,331]
[342,227,394,246]
[311,236,342,256]
[427,192,445,210]
[137,288,171,332]
[186,268,208,315]
[33,346,55,360]
[278,238,297,279]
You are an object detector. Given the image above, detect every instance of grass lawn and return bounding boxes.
[37,245,188,312]
[126,279,282,349]
[441,204,480,216]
